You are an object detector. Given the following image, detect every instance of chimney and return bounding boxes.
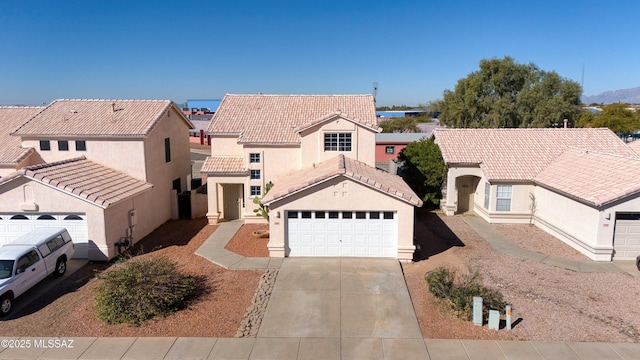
[563,119,568,128]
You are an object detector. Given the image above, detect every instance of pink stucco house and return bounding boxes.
[434,128,640,261]
[0,100,194,260]
[202,94,422,260]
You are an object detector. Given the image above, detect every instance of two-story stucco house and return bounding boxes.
[434,128,640,262]
[0,99,194,260]
[202,94,422,261]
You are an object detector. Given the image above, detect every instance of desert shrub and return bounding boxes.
[94,256,205,325]
[425,266,505,321]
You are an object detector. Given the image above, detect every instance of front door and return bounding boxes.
[456,176,478,213]
[222,184,242,220]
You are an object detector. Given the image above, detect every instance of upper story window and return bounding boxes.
[39,140,50,151]
[385,146,395,154]
[164,138,171,163]
[324,133,352,151]
[58,140,69,151]
[76,140,87,151]
[496,185,512,211]
[250,169,261,180]
[249,153,261,164]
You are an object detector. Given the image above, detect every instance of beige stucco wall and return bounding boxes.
[299,118,376,167]
[480,182,536,223]
[21,137,147,180]
[266,176,416,261]
[533,186,608,260]
[212,136,243,156]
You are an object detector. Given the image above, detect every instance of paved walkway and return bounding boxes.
[195,219,283,270]
[462,215,640,279]
[3,218,639,359]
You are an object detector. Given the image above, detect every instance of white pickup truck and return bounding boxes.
[0,228,75,316]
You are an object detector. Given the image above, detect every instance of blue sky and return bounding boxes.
[1,0,638,107]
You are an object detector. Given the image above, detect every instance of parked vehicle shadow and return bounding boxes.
[413,208,465,261]
[6,260,110,320]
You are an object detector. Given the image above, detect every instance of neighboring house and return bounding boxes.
[434,128,640,261]
[202,94,422,260]
[0,106,45,178]
[375,133,428,174]
[0,99,194,261]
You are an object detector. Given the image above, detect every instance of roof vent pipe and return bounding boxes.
[111,103,116,112]
[563,119,568,128]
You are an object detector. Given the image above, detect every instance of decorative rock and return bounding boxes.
[235,268,278,337]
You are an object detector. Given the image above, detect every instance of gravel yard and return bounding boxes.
[0,218,263,337]
[403,210,640,343]
[0,211,638,343]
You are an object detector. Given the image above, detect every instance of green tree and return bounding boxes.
[398,138,446,206]
[379,117,420,133]
[435,57,583,128]
[575,103,640,134]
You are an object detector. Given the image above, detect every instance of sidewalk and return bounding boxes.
[0,337,638,359]
[462,215,640,279]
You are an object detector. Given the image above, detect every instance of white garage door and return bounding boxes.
[286,210,397,257]
[0,213,89,259]
[613,213,640,260]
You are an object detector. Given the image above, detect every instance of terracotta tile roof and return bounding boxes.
[206,94,378,144]
[200,156,247,175]
[11,99,193,138]
[262,154,423,207]
[535,148,640,207]
[627,140,640,155]
[0,106,44,165]
[294,111,380,134]
[433,128,638,181]
[0,157,152,208]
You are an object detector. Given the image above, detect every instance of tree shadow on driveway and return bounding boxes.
[413,208,465,261]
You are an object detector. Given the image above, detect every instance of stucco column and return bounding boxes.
[206,180,220,224]
[441,170,457,215]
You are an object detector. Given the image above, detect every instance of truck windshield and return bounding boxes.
[0,260,14,279]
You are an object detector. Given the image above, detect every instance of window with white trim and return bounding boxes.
[496,185,512,211]
[249,153,261,163]
[250,186,261,196]
[250,169,261,180]
[484,182,490,210]
[324,133,352,151]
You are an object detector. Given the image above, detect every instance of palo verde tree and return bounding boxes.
[435,57,583,128]
[398,138,446,206]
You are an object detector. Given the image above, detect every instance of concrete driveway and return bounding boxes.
[257,258,424,356]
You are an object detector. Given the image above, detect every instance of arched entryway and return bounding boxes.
[456,176,480,213]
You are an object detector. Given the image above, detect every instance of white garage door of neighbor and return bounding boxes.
[613,213,640,260]
[286,210,397,257]
[0,213,89,259]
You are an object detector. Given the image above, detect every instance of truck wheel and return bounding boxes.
[0,295,12,317]
[54,258,67,277]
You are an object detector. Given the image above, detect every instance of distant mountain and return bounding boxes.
[581,86,640,104]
